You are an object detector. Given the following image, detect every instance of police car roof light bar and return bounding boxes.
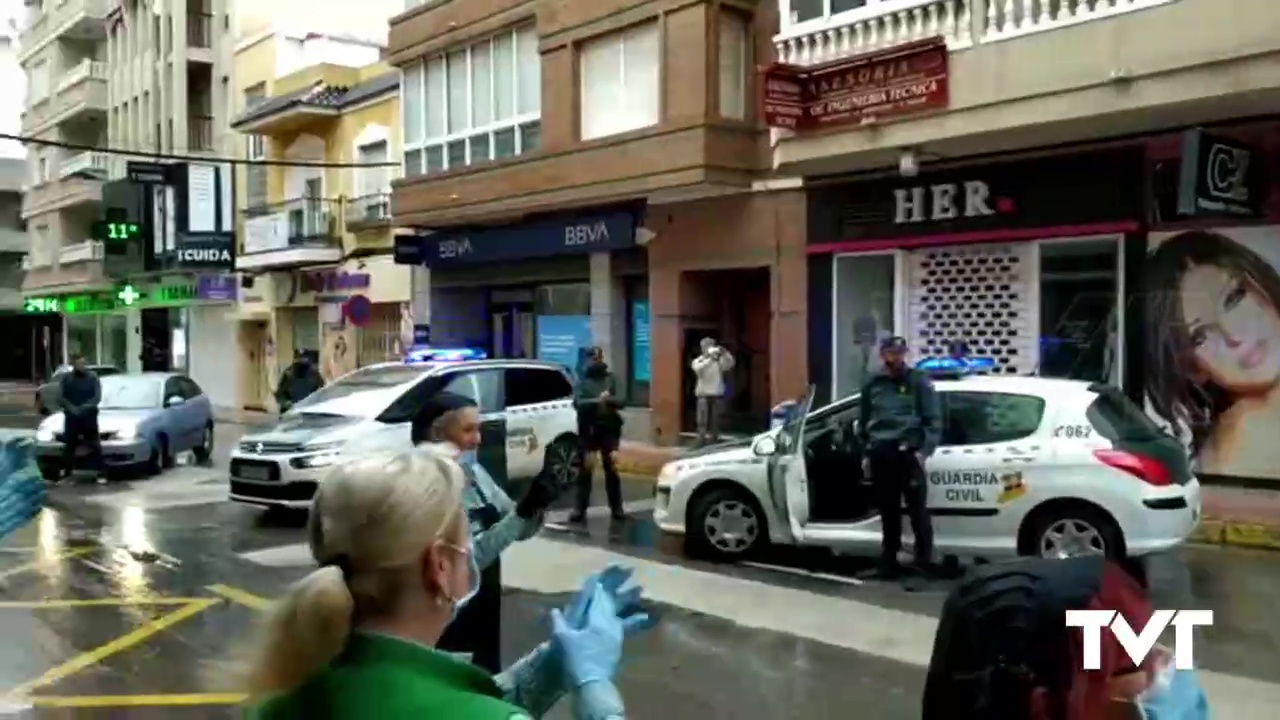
[404,346,488,364]
[916,355,997,379]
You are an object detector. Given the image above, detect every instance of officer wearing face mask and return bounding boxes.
[923,555,1210,720]
[243,449,654,719]
[410,392,560,674]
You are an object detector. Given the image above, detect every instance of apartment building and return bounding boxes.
[18,0,237,406]
[229,28,410,411]
[0,4,25,159]
[388,0,803,444]
[769,0,1280,487]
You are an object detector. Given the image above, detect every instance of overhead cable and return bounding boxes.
[0,132,398,168]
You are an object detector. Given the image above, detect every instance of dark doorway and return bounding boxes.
[140,308,171,371]
[5,313,58,382]
[679,268,772,438]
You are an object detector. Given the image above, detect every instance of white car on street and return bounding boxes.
[654,375,1201,563]
[229,351,581,509]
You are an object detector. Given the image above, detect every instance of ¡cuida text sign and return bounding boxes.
[761,37,950,131]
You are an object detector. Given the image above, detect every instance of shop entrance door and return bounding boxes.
[832,251,904,402]
[240,321,272,411]
[490,303,535,359]
[1038,237,1122,385]
[140,308,172,371]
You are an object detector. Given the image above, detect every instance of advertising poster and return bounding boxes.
[1145,226,1280,482]
[632,301,651,383]
[321,322,358,382]
[536,315,592,372]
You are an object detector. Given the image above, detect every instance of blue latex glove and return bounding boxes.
[551,584,623,689]
[564,564,654,636]
[0,439,45,541]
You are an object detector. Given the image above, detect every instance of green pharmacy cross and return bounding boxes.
[116,285,143,306]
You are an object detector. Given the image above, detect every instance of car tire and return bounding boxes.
[685,485,768,562]
[192,423,214,465]
[544,436,581,492]
[147,437,170,477]
[1027,503,1124,561]
[38,461,60,482]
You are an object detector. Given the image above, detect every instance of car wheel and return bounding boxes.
[193,423,214,464]
[686,485,767,561]
[38,461,60,482]
[544,436,581,491]
[1030,504,1123,560]
[147,437,170,477]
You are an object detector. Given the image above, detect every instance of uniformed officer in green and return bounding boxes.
[857,336,942,580]
[242,448,649,719]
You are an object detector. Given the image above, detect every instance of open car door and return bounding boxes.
[764,386,815,541]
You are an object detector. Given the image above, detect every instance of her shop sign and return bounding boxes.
[760,37,949,131]
[1144,227,1280,484]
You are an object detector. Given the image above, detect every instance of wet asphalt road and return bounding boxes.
[0,409,1278,718]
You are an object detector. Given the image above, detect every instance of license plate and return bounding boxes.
[237,464,272,481]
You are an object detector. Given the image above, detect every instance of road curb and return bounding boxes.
[1190,518,1280,551]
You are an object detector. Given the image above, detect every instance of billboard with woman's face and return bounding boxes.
[1145,227,1280,482]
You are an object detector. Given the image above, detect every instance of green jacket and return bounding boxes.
[247,633,534,720]
[856,368,942,456]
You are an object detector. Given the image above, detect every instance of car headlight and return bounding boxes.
[36,427,54,442]
[658,462,687,485]
[113,426,138,440]
[292,441,345,470]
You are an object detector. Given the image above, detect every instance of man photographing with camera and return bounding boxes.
[857,336,941,581]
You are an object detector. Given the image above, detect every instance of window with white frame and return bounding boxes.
[718,12,748,120]
[357,140,390,196]
[29,59,49,104]
[402,25,541,177]
[244,84,268,210]
[579,22,660,141]
[788,0,868,25]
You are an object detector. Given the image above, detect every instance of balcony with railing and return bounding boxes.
[237,198,345,271]
[22,60,108,133]
[187,12,213,50]
[775,0,1177,64]
[345,193,393,231]
[60,240,105,265]
[772,0,1277,173]
[20,152,108,218]
[188,116,214,151]
[19,0,109,62]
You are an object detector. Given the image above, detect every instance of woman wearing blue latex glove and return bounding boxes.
[550,584,628,720]
[242,448,645,720]
[0,438,46,540]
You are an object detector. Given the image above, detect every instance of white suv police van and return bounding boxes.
[229,349,580,509]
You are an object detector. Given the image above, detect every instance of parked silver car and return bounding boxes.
[36,364,122,415]
[35,372,215,480]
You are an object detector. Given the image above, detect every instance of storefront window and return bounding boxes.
[101,314,129,370]
[65,315,98,364]
[533,283,592,372]
[833,254,897,401]
[627,277,650,406]
[1038,239,1120,386]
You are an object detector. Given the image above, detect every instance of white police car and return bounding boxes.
[229,348,580,509]
[654,358,1202,563]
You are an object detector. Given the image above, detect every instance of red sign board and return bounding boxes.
[761,37,949,131]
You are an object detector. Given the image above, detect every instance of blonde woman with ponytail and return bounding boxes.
[243,447,652,720]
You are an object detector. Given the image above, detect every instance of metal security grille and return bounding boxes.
[906,242,1039,375]
[357,303,406,367]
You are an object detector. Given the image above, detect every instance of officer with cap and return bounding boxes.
[857,336,942,580]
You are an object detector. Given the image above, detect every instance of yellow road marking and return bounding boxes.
[0,597,212,609]
[3,598,220,697]
[206,583,272,611]
[26,693,248,707]
[0,547,95,582]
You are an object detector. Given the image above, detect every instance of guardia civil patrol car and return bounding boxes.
[229,348,580,509]
[654,358,1202,563]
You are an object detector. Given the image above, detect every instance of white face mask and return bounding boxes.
[439,541,480,621]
